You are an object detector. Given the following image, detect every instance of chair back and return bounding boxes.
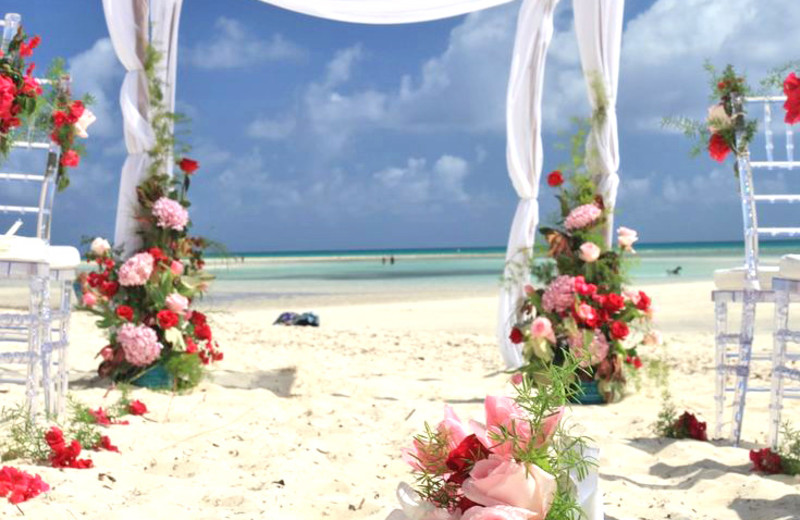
[736,95,799,289]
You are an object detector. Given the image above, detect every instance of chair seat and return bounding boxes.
[778,254,800,280]
[713,265,779,291]
[0,236,80,269]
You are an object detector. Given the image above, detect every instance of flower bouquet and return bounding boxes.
[388,368,599,520]
[509,169,659,404]
[79,47,219,390]
[0,25,42,159]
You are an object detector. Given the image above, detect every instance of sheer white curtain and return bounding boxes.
[497,0,561,369]
[256,0,514,24]
[573,0,624,247]
[151,0,183,179]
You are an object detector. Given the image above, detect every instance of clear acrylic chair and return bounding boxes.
[0,12,80,417]
[711,94,800,445]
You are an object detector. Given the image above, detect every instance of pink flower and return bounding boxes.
[541,275,575,314]
[617,227,638,252]
[643,330,663,346]
[530,317,555,343]
[152,197,189,231]
[569,331,609,367]
[118,252,155,286]
[472,397,531,459]
[82,292,97,307]
[462,455,556,518]
[523,284,535,296]
[170,260,184,276]
[564,204,601,231]
[99,346,114,361]
[461,506,537,520]
[165,293,189,314]
[117,324,163,366]
[510,373,524,386]
[623,290,641,306]
[578,242,601,263]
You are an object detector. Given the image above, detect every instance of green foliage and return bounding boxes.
[777,422,800,475]
[760,60,800,93]
[0,406,49,462]
[652,389,679,439]
[164,352,205,391]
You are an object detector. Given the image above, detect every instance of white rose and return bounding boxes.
[90,237,110,256]
[617,227,639,252]
[74,108,97,138]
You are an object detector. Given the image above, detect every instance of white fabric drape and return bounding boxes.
[257,0,514,24]
[573,0,624,247]
[497,0,561,369]
[103,0,183,257]
[103,0,154,258]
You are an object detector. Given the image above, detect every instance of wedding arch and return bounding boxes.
[101,0,624,369]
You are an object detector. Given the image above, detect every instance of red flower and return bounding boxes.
[21,75,42,97]
[89,407,112,426]
[673,412,708,441]
[194,323,212,341]
[0,466,49,505]
[546,170,563,187]
[636,291,651,311]
[52,110,68,127]
[509,327,524,344]
[157,309,180,329]
[96,435,119,453]
[575,303,600,328]
[69,100,85,122]
[148,247,168,262]
[750,448,784,474]
[609,321,629,340]
[44,427,65,451]
[625,355,643,369]
[783,73,800,124]
[100,281,119,298]
[116,305,134,321]
[60,149,80,168]
[708,133,730,163]
[446,434,490,485]
[45,427,93,469]
[178,158,199,175]
[128,400,148,416]
[602,293,626,314]
[185,337,198,353]
[574,276,597,296]
[717,80,727,91]
[18,35,40,58]
[190,311,207,327]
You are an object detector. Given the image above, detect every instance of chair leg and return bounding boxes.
[770,285,790,449]
[731,291,757,446]
[56,278,71,416]
[714,298,728,439]
[26,274,47,420]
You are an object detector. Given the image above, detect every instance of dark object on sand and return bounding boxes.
[667,266,682,276]
[273,312,320,327]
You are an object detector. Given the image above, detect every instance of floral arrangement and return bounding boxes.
[79,46,218,390]
[0,27,94,189]
[749,423,800,476]
[653,408,708,442]
[388,364,596,520]
[665,63,800,177]
[509,162,659,404]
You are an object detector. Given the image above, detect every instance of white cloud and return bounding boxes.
[68,38,124,138]
[246,115,296,140]
[187,17,306,69]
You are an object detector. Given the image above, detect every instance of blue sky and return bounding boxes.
[3,0,800,252]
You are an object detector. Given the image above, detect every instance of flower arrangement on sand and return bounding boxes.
[0,25,94,188]
[509,153,659,404]
[388,363,596,520]
[79,46,219,390]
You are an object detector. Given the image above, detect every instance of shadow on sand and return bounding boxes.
[211,367,296,397]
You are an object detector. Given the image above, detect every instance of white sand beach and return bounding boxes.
[2,280,799,519]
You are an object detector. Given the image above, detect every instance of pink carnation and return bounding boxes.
[541,275,575,314]
[152,197,189,231]
[569,330,609,367]
[118,252,155,286]
[564,203,601,231]
[117,324,163,366]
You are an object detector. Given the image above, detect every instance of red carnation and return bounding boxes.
[708,133,730,163]
[116,305,134,321]
[69,100,85,121]
[509,327,524,344]
[673,412,708,441]
[60,149,80,168]
[602,293,626,314]
[609,320,629,340]
[96,435,119,453]
[18,35,40,58]
[178,157,199,175]
[148,247,168,262]
[750,448,783,474]
[128,400,148,416]
[194,323,212,341]
[547,170,563,187]
[636,291,651,311]
[445,434,490,485]
[157,309,179,329]
[100,281,119,298]
[52,110,68,127]
[190,311,207,327]
[783,73,800,125]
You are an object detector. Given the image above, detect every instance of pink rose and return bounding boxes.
[617,227,638,252]
[530,317,555,343]
[473,396,531,458]
[462,455,556,518]
[461,506,537,520]
[82,292,97,307]
[623,290,641,306]
[99,346,114,361]
[578,242,601,263]
[170,260,184,276]
[165,293,189,314]
[439,405,470,449]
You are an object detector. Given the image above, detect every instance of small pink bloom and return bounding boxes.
[82,292,97,307]
[530,317,555,343]
[578,242,601,263]
[165,293,189,314]
[170,260,184,276]
[523,284,535,296]
[473,396,532,459]
[541,275,575,314]
[510,373,524,386]
[99,346,114,361]
[152,197,189,231]
[117,324,163,366]
[617,227,638,252]
[623,290,641,306]
[569,331,609,367]
[118,252,155,286]
[462,455,556,517]
[564,203,601,231]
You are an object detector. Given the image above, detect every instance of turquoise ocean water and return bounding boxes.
[202,241,800,304]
